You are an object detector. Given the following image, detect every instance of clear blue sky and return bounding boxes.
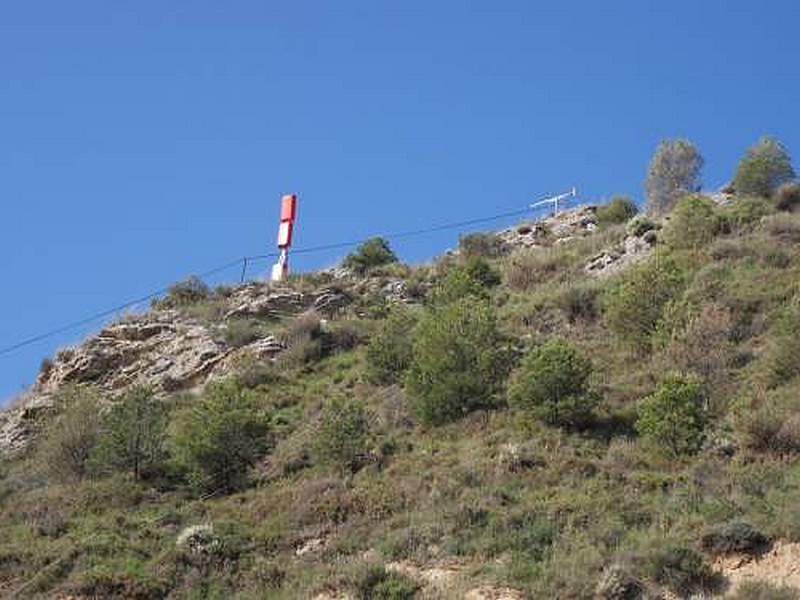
[1,0,798,403]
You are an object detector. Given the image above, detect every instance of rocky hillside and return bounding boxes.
[4,188,800,599]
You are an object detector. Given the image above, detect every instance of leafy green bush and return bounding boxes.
[596,196,638,226]
[458,232,505,258]
[365,307,418,385]
[508,338,598,428]
[462,256,501,288]
[635,374,707,456]
[721,196,773,232]
[343,237,398,274]
[353,564,419,600]
[626,214,658,237]
[223,319,266,348]
[733,136,795,198]
[37,386,104,482]
[645,138,704,215]
[314,399,370,473]
[170,379,270,493]
[406,296,506,425]
[662,195,722,249]
[90,386,169,481]
[775,181,800,212]
[602,255,686,352]
[555,282,601,323]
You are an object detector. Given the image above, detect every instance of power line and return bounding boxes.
[0,201,564,359]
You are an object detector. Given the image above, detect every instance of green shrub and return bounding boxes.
[596,196,638,226]
[223,319,265,348]
[775,181,800,212]
[626,214,658,237]
[766,303,800,386]
[458,232,505,258]
[733,136,795,198]
[602,255,686,352]
[700,520,769,556]
[170,379,270,493]
[556,282,601,323]
[643,544,714,595]
[503,248,569,292]
[764,213,800,243]
[37,386,104,482]
[90,386,169,481]
[429,260,494,305]
[721,196,773,232]
[406,296,506,425]
[662,195,722,249]
[343,237,398,274]
[314,399,370,473]
[365,307,418,385]
[153,276,210,309]
[732,388,800,455]
[508,338,598,428]
[276,311,323,368]
[645,138,704,215]
[353,564,419,600]
[635,374,707,456]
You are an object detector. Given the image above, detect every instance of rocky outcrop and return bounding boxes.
[497,205,598,251]
[584,228,658,277]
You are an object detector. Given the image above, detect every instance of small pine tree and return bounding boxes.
[733,136,795,198]
[636,374,707,456]
[343,237,398,274]
[405,296,506,425]
[90,386,169,481]
[508,338,598,428]
[662,195,722,249]
[313,399,370,472]
[645,139,704,215]
[170,379,270,493]
[365,307,418,385]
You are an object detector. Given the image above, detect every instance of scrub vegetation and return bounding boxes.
[2,136,800,598]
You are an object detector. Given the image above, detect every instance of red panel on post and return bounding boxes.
[280,194,297,223]
[277,221,293,248]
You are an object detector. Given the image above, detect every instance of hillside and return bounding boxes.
[3,182,800,599]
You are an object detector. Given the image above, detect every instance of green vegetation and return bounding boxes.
[7,137,800,598]
[635,374,707,456]
[645,138,704,214]
[733,136,796,198]
[169,379,271,493]
[508,338,598,428]
[406,296,506,424]
[344,237,398,274]
[596,195,638,226]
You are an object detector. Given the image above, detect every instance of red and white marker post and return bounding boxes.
[271,194,298,282]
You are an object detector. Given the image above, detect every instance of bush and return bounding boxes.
[508,338,598,428]
[662,195,722,249]
[429,260,495,305]
[353,564,419,600]
[365,307,418,385]
[313,399,370,473]
[170,379,271,493]
[764,213,800,243]
[635,374,707,456]
[596,196,638,227]
[643,544,714,595]
[602,255,685,352]
[276,311,323,368]
[503,248,569,292]
[775,181,800,212]
[700,520,769,556]
[766,303,800,386]
[90,386,169,481]
[406,296,506,425]
[732,388,800,455]
[37,386,104,482]
[223,319,265,348]
[343,237,398,274]
[626,214,657,237]
[556,282,601,323]
[721,196,773,232]
[733,136,795,198]
[154,276,210,309]
[458,232,505,258]
[645,138,704,215]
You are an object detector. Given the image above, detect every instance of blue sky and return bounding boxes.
[1,0,798,402]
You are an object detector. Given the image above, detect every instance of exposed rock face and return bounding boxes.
[497,205,598,251]
[584,229,658,277]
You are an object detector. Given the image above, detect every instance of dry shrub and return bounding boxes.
[663,303,734,393]
[775,181,800,212]
[764,213,800,242]
[504,248,569,291]
[276,311,323,368]
[732,387,800,455]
